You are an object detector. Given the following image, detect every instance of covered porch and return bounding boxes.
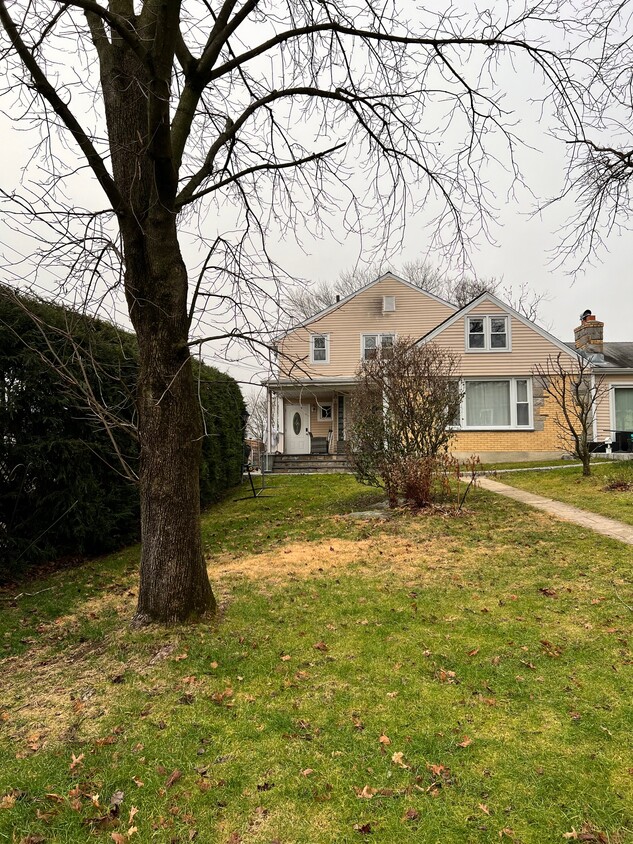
[265,378,356,457]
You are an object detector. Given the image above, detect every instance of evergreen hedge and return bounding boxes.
[0,288,245,580]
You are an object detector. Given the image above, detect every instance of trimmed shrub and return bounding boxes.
[0,288,245,579]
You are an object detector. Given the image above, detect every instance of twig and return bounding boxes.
[10,586,56,601]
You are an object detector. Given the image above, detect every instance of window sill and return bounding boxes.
[452,426,534,432]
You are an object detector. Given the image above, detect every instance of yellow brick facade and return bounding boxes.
[450,389,568,461]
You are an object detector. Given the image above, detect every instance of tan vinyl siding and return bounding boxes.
[278,277,455,379]
[431,307,577,376]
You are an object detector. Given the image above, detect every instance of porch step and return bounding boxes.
[271,453,351,473]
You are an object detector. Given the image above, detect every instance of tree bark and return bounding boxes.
[124,214,215,625]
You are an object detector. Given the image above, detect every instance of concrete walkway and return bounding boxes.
[478,476,633,546]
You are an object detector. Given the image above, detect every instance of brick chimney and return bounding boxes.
[574,310,604,355]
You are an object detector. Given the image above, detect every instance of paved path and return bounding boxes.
[478,476,633,546]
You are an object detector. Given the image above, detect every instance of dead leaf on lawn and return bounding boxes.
[403,807,419,821]
[69,752,85,770]
[313,641,328,652]
[468,648,480,657]
[379,734,391,746]
[165,770,182,788]
[457,735,472,748]
[436,669,457,684]
[353,822,373,834]
[280,654,291,662]
[391,752,411,769]
[479,803,491,815]
[355,785,376,799]
[301,768,314,777]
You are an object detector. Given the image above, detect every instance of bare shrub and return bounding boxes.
[348,339,464,507]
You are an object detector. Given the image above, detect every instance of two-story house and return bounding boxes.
[264,273,633,468]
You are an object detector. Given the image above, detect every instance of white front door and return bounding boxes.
[284,403,310,454]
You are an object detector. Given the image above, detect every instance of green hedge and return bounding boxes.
[0,288,245,580]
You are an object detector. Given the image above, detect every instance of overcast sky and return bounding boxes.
[1,1,630,402]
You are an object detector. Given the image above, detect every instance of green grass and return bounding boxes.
[481,457,610,471]
[0,475,632,843]
[492,460,633,526]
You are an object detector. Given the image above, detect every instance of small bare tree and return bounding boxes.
[533,353,607,476]
[348,339,462,506]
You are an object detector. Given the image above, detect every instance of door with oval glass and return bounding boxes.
[284,403,311,454]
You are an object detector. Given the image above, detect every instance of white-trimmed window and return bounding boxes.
[455,378,532,429]
[613,386,633,430]
[362,333,395,360]
[467,315,509,351]
[319,404,333,420]
[310,334,329,363]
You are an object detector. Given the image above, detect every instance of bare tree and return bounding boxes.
[0,0,582,623]
[533,353,607,476]
[348,339,462,506]
[246,393,267,443]
[283,258,548,324]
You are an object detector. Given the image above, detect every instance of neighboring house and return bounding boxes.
[264,273,633,464]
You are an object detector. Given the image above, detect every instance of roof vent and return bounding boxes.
[382,295,396,313]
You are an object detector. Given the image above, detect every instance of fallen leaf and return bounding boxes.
[313,641,328,652]
[20,836,45,844]
[132,777,144,788]
[386,691,398,699]
[478,803,490,815]
[301,768,314,777]
[457,735,472,748]
[209,661,218,669]
[404,807,419,821]
[109,791,125,809]
[70,752,85,770]
[353,822,373,834]
[468,648,480,656]
[165,770,182,788]
[111,834,127,844]
[498,829,515,840]
[437,669,457,684]
[0,794,16,809]
[354,785,376,799]
[280,654,291,662]
[379,734,391,746]
[128,806,138,824]
[391,751,411,769]
[173,652,188,661]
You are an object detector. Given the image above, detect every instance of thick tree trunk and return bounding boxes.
[124,214,215,625]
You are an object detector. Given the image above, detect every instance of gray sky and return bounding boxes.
[1,1,630,404]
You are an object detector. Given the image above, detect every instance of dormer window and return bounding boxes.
[467,315,509,351]
[310,334,329,363]
[382,295,396,313]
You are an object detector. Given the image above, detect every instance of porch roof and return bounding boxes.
[264,376,357,399]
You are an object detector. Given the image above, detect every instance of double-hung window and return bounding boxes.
[362,333,395,360]
[311,334,329,363]
[457,378,532,428]
[467,316,509,351]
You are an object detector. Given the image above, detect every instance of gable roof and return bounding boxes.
[417,291,584,361]
[276,272,457,340]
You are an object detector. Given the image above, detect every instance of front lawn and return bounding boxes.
[0,475,632,843]
[493,460,633,526]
